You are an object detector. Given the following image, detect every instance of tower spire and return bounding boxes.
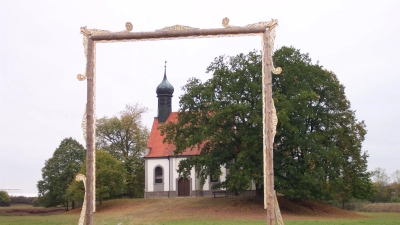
[164,61,167,79]
[156,62,174,123]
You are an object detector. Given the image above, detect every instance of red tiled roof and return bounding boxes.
[145,112,202,158]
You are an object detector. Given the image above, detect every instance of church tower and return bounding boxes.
[156,63,174,123]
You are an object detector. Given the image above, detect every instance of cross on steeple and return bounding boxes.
[164,61,167,79]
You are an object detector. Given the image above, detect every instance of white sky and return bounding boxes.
[1,0,399,196]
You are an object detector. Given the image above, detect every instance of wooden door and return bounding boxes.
[178,177,190,197]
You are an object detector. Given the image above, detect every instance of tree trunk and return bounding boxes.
[72,200,75,209]
[125,166,135,198]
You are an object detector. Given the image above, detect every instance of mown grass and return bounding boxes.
[1,204,40,209]
[1,197,400,225]
[161,213,400,225]
[0,215,76,225]
[2,213,400,225]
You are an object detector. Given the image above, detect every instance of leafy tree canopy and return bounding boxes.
[96,103,149,198]
[68,150,125,206]
[273,47,373,201]
[37,137,85,210]
[372,167,390,187]
[392,170,400,184]
[0,191,11,205]
[370,167,392,202]
[161,46,373,201]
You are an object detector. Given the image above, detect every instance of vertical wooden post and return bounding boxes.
[262,29,275,225]
[85,37,95,225]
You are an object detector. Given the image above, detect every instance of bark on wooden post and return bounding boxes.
[90,27,267,41]
[262,29,275,225]
[85,37,95,225]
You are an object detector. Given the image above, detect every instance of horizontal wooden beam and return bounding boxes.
[90,27,267,41]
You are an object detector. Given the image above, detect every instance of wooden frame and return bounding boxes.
[77,18,282,225]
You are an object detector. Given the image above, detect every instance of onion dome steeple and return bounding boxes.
[156,64,174,96]
[156,62,174,123]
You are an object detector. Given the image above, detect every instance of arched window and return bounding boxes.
[155,166,163,183]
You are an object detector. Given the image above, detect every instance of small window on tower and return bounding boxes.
[159,98,167,106]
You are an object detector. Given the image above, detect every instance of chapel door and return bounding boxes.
[178,177,190,197]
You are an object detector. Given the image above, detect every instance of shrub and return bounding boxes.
[32,198,41,207]
[0,191,11,207]
[391,196,400,203]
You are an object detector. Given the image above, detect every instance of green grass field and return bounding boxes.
[1,198,399,225]
[1,213,400,225]
[161,213,400,225]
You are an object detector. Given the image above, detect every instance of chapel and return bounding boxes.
[143,64,255,198]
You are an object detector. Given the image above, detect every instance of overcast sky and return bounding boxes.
[1,0,399,196]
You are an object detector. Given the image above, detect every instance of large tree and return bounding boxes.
[68,150,125,206]
[37,137,85,210]
[272,47,373,201]
[161,47,373,201]
[161,50,265,195]
[96,103,149,198]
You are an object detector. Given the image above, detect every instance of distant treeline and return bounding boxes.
[0,201,10,206]
[10,196,38,205]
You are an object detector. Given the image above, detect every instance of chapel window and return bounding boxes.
[155,166,163,183]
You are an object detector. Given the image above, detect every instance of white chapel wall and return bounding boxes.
[171,157,199,191]
[146,157,254,194]
[146,158,170,192]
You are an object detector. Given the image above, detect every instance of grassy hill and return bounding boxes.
[2,197,400,224]
[65,196,363,223]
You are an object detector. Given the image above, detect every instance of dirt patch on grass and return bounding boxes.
[278,197,364,220]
